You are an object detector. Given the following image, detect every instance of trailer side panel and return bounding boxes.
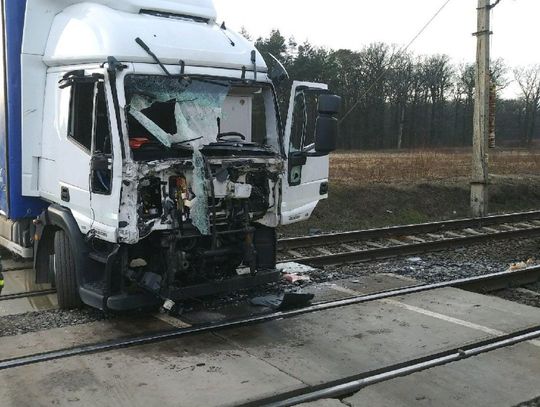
[0,0,46,219]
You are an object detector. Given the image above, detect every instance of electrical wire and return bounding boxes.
[339,0,454,125]
[489,0,503,66]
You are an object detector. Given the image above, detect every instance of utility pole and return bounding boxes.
[471,0,492,218]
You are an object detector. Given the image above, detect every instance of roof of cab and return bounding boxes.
[41,2,266,71]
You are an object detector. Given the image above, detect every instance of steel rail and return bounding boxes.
[243,326,540,407]
[284,225,540,266]
[0,266,538,371]
[1,264,34,272]
[278,210,540,250]
[0,289,57,302]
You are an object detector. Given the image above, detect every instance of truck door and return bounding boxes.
[58,75,120,241]
[87,80,122,242]
[280,81,331,225]
[58,79,95,232]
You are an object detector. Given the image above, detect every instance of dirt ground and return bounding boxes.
[279,149,540,237]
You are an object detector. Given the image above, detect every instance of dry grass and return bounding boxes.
[281,148,540,236]
[330,148,540,185]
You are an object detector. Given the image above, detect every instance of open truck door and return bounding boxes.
[280,81,341,225]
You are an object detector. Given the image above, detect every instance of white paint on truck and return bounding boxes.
[0,0,340,310]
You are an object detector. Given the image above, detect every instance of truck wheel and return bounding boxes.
[48,255,56,288]
[54,230,82,309]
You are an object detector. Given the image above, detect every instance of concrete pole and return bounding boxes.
[471,0,491,218]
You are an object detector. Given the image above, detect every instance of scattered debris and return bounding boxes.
[236,267,251,276]
[508,258,535,271]
[283,273,311,284]
[250,293,315,310]
[277,262,316,285]
[250,295,283,309]
[276,262,317,274]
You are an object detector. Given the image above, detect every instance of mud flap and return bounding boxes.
[254,225,276,270]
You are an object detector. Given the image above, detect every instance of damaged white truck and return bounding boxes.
[0,0,341,311]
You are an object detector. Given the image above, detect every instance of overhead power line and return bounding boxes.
[339,0,454,125]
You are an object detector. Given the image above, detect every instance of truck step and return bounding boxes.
[79,285,105,311]
[80,284,159,311]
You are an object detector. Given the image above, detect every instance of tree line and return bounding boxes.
[249,29,540,150]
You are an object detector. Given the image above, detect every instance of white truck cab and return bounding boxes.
[1,0,341,311]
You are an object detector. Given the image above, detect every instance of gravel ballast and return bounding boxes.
[1,237,539,338]
[516,397,540,407]
[318,237,540,284]
[495,282,540,308]
[0,309,108,338]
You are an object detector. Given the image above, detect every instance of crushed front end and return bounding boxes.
[113,73,285,307]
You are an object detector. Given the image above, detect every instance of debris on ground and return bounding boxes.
[250,293,315,310]
[277,262,317,274]
[283,273,311,284]
[277,262,316,285]
[508,258,535,271]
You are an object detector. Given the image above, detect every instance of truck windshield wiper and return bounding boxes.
[135,37,171,77]
[171,137,203,148]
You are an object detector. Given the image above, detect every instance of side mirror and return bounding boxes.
[315,94,341,154]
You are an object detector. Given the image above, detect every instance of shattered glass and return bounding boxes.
[190,149,211,235]
[125,75,230,148]
[129,108,173,147]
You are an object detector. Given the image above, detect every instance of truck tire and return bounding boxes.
[54,230,82,309]
[48,255,56,288]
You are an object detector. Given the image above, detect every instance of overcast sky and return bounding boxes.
[213,0,539,98]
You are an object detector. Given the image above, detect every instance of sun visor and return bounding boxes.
[101,0,217,21]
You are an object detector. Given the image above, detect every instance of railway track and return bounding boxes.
[242,325,540,407]
[0,265,538,372]
[2,211,540,303]
[0,289,56,302]
[278,210,540,266]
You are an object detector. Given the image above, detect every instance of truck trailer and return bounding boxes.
[0,0,341,311]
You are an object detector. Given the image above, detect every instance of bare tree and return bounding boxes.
[359,43,391,148]
[491,58,509,90]
[455,63,475,145]
[253,29,535,149]
[514,65,540,146]
[420,55,454,145]
[239,26,251,40]
[387,51,414,149]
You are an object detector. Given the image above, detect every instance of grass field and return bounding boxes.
[330,149,540,185]
[280,148,540,237]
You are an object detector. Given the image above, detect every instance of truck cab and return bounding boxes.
[0,0,341,311]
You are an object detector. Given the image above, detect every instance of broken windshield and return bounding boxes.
[125,75,230,149]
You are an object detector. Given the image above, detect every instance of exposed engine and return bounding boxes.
[119,155,282,299]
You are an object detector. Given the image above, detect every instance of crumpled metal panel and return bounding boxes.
[190,149,210,235]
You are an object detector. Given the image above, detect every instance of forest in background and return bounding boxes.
[248,29,540,150]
